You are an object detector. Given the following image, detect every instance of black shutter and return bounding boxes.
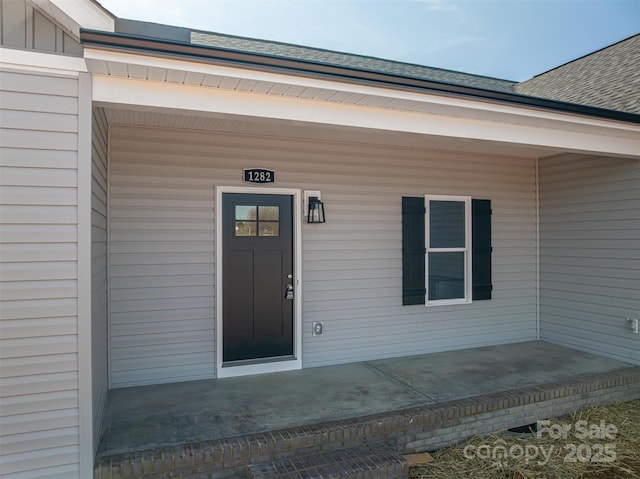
[472,199,492,300]
[402,197,426,305]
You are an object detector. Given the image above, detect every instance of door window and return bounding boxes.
[235,205,280,237]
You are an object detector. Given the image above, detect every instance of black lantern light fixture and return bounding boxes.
[307,196,325,224]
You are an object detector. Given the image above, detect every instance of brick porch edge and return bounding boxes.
[94,367,640,479]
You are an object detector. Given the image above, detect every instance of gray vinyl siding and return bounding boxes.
[91,107,108,450]
[108,124,538,387]
[0,69,80,476]
[0,0,82,55]
[539,154,640,365]
[108,126,216,388]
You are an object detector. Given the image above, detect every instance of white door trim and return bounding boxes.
[215,186,302,378]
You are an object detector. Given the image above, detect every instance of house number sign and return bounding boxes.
[244,168,275,184]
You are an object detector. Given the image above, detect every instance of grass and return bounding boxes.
[410,400,640,479]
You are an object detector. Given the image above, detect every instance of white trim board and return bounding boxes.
[215,186,303,378]
[0,47,87,75]
[91,75,640,159]
[77,71,94,479]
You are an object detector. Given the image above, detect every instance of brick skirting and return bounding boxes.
[94,367,640,479]
[248,444,407,479]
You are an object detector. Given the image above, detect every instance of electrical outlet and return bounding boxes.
[628,318,639,334]
[312,321,323,336]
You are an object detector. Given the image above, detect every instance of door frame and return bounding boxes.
[215,186,302,378]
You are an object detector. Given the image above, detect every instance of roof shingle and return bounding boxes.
[516,34,640,114]
[191,30,517,93]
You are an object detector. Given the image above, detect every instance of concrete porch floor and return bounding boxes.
[96,340,639,458]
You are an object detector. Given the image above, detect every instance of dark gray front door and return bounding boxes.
[222,193,294,363]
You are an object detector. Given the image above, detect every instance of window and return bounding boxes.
[426,196,471,304]
[402,196,492,306]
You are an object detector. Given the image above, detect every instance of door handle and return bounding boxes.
[285,284,294,300]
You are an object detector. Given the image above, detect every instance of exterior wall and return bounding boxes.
[0,68,81,476]
[539,154,640,365]
[0,0,82,55]
[108,126,216,388]
[108,124,538,387]
[91,107,109,448]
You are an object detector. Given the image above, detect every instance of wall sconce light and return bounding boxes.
[307,196,325,223]
[304,190,325,224]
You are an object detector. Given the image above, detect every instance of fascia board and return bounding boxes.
[92,74,640,159]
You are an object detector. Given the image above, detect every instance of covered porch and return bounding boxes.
[87,44,640,395]
[86,35,640,478]
[94,341,640,478]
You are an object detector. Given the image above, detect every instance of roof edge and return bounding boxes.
[528,32,640,80]
[114,18,518,86]
[190,29,519,86]
[80,29,640,125]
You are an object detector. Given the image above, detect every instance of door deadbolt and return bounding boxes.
[285,284,294,300]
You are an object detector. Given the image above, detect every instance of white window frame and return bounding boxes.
[425,195,472,306]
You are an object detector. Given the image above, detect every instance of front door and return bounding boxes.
[222,193,294,364]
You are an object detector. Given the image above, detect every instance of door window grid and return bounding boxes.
[235,205,280,237]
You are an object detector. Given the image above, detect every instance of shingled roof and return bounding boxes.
[191,30,517,94]
[516,34,640,114]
